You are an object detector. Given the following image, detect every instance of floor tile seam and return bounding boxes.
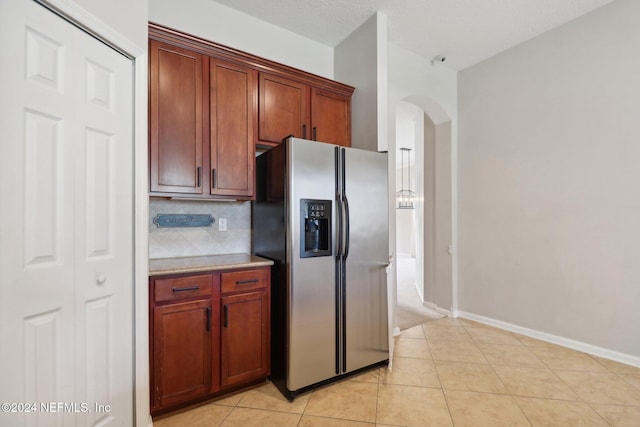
[425,337,474,344]
[463,324,522,337]
[218,403,239,426]
[492,365,587,404]
[508,395,547,427]
[380,380,443,389]
[514,394,624,425]
[441,386,518,398]
[547,366,622,375]
[503,389,586,403]
[479,349,514,397]
[476,342,546,369]
[469,338,526,347]
[439,383,458,427]
[235,401,307,415]
[422,327,468,336]
[379,382,444,391]
[232,404,306,417]
[485,361,548,369]
[398,336,429,341]
[620,375,640,393]
[296,413,375,426]
[432,358,490,366]
[301,382,379,423]
[302,410,375,424]
[585,352,618,372]
[443,388,535,427]
[459,323,547,348]
[588,401,640,408]
[373,377,380,427]
[550,365,640,400]
[392,355,434,362]
[436,337,492,364]
[583,400,623,426]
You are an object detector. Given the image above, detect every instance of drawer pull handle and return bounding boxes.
[206,307,211,332]
[172,285,200,292]
[236,279,258,285]
[223,304,229,328]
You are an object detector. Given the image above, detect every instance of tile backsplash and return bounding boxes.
[149,198,251,259]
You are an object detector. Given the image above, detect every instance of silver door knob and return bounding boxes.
[97,274,107,285]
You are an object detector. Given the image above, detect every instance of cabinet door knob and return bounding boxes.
[97,274,107,285]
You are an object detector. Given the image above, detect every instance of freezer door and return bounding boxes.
[342,147,389,372]
[287,138,338,391]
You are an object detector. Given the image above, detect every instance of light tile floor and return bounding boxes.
[153,317,640,426]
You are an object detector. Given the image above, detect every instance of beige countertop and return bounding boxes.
[149,253,274,276]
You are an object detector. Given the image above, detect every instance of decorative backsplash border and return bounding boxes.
[148,199,251,259]
[153,214,214,228]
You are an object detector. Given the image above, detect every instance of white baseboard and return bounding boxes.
[422,301,454,318]
[457,311,640,369]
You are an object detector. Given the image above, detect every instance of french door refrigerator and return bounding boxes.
[253,137,389,400]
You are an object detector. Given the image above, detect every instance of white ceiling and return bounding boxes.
[211,0,614,70]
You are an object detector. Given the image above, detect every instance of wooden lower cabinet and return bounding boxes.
[152,299,217,410]
[221,268,270,387]
[150,266,270,416]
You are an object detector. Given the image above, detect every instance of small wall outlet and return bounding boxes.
[218,218,227,232]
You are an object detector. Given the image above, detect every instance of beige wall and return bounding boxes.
[149,0,333,78]
[458,0,640,357]
[334,13,387,152]
[73,0,148,47]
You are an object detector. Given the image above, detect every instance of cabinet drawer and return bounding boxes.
[154,274,214,302]
[221,268,269,294]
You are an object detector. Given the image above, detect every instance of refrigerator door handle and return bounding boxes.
[340,147,349,261]
[334,145,343,375]
[343,194,350,260]
[335,146,343,259]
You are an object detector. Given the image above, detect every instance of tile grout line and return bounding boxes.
[475,339,535,427]
[423,322,457,427]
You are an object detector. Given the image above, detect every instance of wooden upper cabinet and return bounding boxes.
[311,88,351,147]
[149,40,204,194]
[148,23,354,198]
[258,73,310,145]
[258,73,352,147]
[210,59,256,198]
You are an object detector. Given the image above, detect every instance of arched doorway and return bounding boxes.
[395,98,453,330]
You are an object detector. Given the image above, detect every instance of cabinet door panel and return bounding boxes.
[210,59,255,197]
[153,299,213,410]
[150,41,203,193]
[259,73,309,144]
[311,88,351,147]
[221,290,270,386]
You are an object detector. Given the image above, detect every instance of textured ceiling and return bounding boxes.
[211,0,614,70]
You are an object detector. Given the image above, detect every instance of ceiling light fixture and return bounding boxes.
[396,147,415,210]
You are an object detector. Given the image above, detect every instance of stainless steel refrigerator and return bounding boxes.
[253,137,389,400]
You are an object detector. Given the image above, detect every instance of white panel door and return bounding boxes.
[0,1,134,426]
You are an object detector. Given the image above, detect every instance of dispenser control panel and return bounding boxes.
[300,199,332,258]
